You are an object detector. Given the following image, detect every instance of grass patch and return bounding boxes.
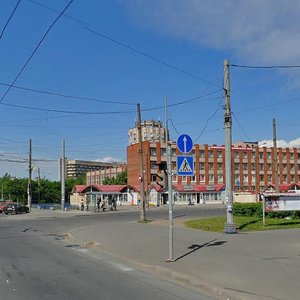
[185,216,300,232]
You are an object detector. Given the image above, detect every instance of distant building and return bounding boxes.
[127,141,300,204]
[86,164,127,185]
[65,159,123,178]
[128,120,167,145]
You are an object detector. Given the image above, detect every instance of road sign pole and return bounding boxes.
[166,141,174,262]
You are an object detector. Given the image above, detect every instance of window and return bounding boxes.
[191,175,196,182]
[290,153,294,160]
[150,162,158,169]
[199,175,205,182]
[209,163,214,171]
[181,176,187,182]
[218,163,223,170]
[267,152,271,160]
[259,164,264,171]
[160,148,166,156]
[282,153,286,160]
[172,175,177,182]
[217,151,222,158]
[208,151,213,158]
[260,175,264,181]
[217,175,223,183]
[234,151,239,159]
[199,150,204,158]
[243,163,248,171]
[235,163,239,171]
[209,175,214,183]
[151,174,157,182]
[251,164,256,171]
[267,174,272,182]
[200,163,205,170]
[150,148,157,156]
[243,174,248,183]
[243,152,247,159]
[259,152,263,159]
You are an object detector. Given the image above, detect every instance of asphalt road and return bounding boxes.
[0,206,222,300]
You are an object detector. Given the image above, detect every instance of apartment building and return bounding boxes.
[66,159,123,178]
[127,141,300,203]
[86,164,127,185]
[128,120,167,145]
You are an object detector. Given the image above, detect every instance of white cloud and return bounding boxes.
[259,137,300,148]
[95,157,123,163]
[124,0,300,64]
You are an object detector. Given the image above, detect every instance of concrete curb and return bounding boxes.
[67,231,243,300]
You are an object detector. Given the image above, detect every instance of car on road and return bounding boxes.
[0,201,14,213]
[4,202,30,215]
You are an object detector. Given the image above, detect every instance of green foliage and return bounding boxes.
[233,203,262,217]
[102,171,127,185]
[0,174,86,204]
[233,202,300,219]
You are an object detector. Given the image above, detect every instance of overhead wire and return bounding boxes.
[194,96,223,143]
[0,81,136,106]
[27,0,221,88]
[231,64,300,69]
[0,0,22,40]
[0,89,223,115]
[0,0,74,104]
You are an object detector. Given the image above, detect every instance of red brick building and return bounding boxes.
[127,141,300,203]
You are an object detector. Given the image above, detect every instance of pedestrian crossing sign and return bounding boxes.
[177,156,194,176]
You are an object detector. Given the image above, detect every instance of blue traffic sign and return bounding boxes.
[177,134,193,154]
[177,156,194,176]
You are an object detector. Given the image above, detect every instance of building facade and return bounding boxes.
[127,141,300,203]
[128,120,167,145]
[66,159,124,178]
[86,164,127,185]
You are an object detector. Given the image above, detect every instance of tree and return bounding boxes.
[102,171,127,185]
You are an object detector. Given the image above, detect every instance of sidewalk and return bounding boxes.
[68,215,300,300]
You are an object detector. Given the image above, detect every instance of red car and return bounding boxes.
[0,201,13,213]
[4,202,29,214]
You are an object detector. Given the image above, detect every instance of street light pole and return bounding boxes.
[224,60,236,234]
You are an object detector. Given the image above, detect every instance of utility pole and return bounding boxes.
[27,139,32,211]
[137,103,146,222]
[37,167,41,203]
[165,96,174,261]
[61,139,66,211]
[273,118,279,193]
[224,60,236,234]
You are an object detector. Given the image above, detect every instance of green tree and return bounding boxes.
[102,171,127,185]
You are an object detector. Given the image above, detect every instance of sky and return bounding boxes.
[1,0,300,180]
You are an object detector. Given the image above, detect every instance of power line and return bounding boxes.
[231,64,300,69]
[0,0,22,40]
[232,112,250,140]
[194,96,223,143]
[27,0,221,88]
[0,81,135,106]
[86,28,221,88]
[0,89,222,115]
[0,0,74,104]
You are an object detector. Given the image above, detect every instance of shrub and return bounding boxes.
[233,202,300,219]
[233,203,262,217]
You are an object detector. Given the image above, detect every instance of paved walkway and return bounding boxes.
[66,207,300,300]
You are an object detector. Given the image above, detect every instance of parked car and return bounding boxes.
[4,202,29,215]
[0,201,13,213]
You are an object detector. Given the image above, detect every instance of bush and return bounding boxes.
[233,203,262,217]
[233,202,300,219]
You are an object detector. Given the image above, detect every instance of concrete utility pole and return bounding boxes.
[273,118,279,193]
[61,139,66,211]
[165,96,174,262]
[27,139,32,211]
[137,103,146,222]
[224,60,236,234]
